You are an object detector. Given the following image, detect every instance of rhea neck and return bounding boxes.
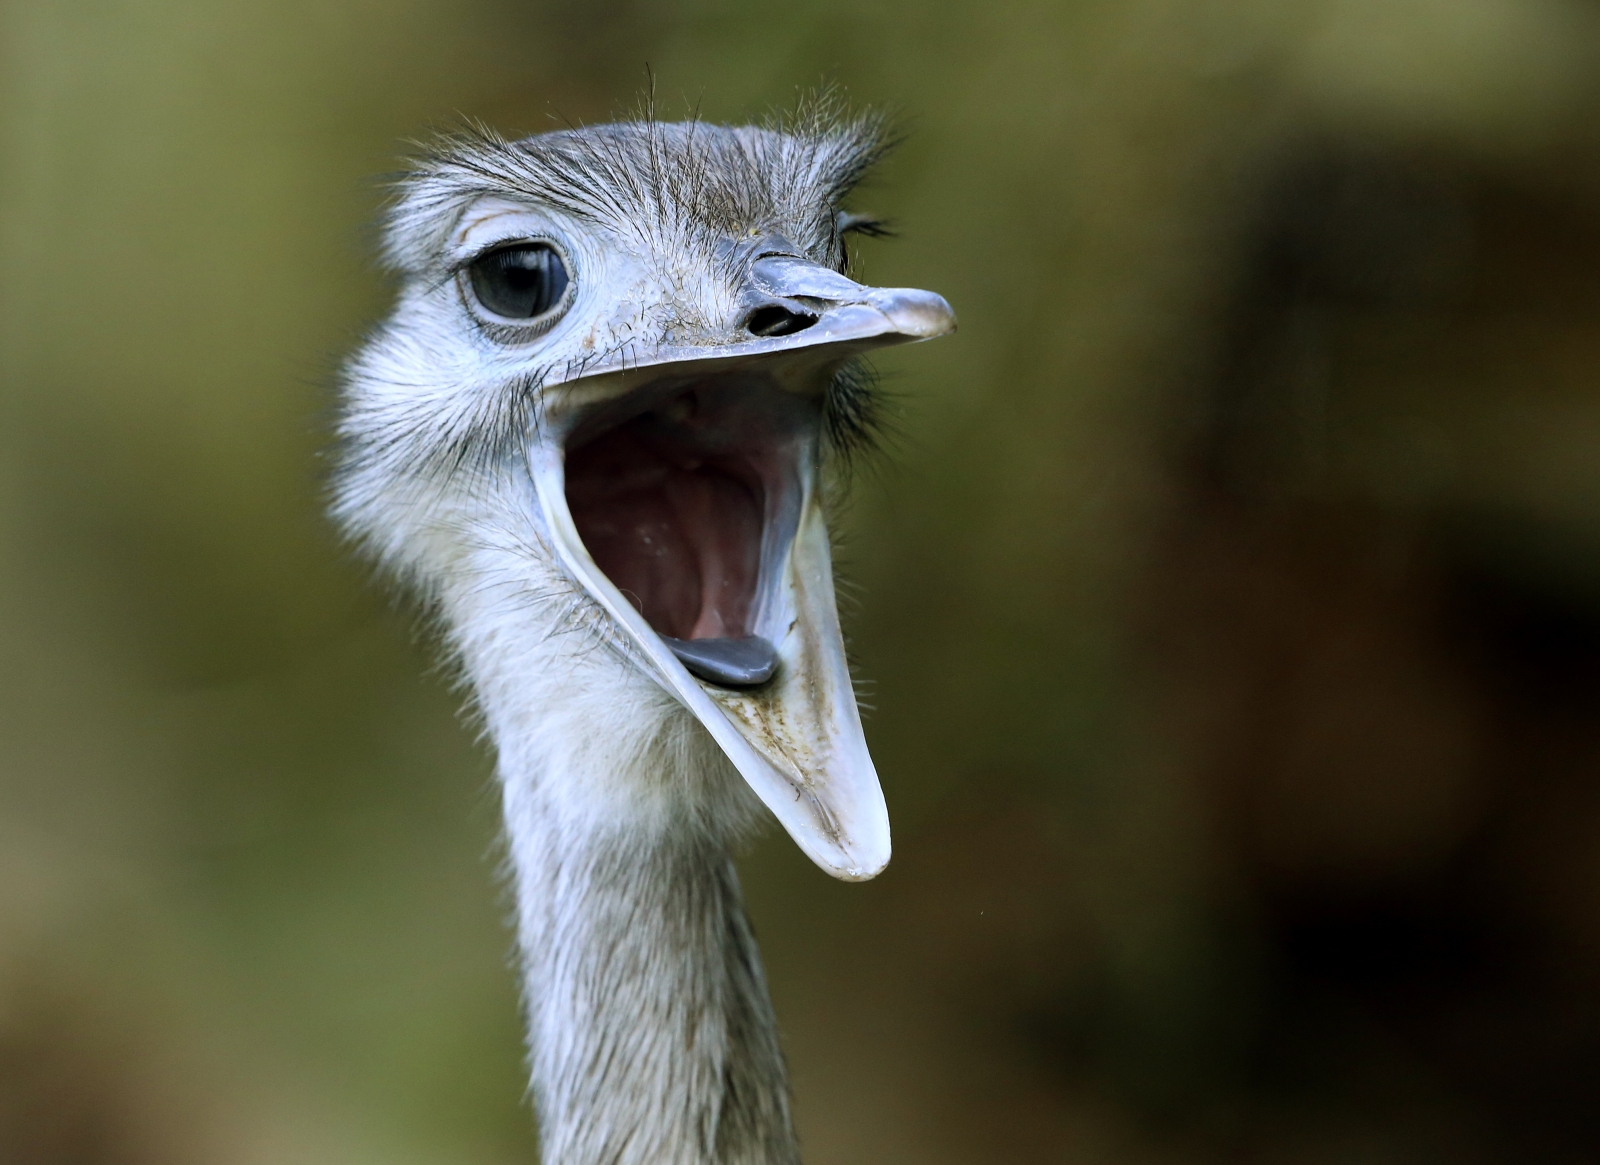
[467,576,802,1165]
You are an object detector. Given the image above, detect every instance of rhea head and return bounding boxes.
[334,112,954,885]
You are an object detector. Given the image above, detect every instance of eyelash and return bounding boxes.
[449,236,541,278]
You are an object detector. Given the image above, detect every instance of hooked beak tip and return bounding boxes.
[870,287,957,340]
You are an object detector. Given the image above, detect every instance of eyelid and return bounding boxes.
[448,235,564,278]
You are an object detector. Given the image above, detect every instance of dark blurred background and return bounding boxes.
[7,0,1600,1161]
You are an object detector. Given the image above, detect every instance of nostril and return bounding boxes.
[744,304,818,338]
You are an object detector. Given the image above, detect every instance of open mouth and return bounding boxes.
[563,374,811,688]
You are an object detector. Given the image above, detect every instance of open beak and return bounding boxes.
[524,254,954,881]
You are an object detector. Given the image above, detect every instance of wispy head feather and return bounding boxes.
[384,95,896,279]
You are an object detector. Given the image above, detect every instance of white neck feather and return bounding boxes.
[446,526,801,1165]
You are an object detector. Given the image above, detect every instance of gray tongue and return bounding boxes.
[662,635,779,688]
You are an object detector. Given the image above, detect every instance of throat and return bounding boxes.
[563,377,810,674]
[507,780,800,1165]
[566,414,763,641]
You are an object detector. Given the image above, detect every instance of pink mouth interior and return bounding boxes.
[565,385,779,642]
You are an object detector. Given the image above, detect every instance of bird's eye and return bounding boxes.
[467,244,570,320]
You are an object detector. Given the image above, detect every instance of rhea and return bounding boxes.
[333,113,954,1164]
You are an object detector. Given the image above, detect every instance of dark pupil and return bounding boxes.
[469,245,569,319]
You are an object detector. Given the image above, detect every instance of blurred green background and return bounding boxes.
[7,0,1600,1161]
